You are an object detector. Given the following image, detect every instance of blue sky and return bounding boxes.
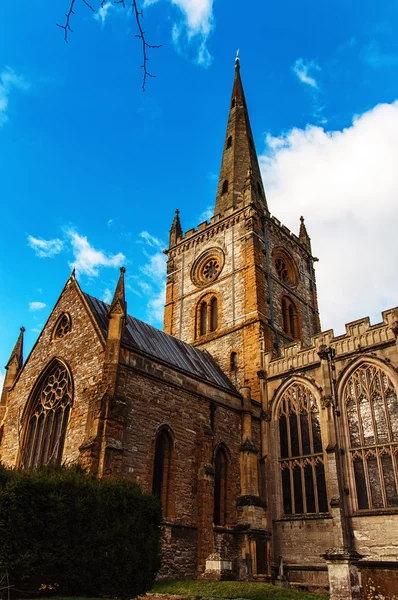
[1,0,398,387]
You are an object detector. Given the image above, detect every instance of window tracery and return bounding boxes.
[190,248,225,288]
[277,382,328,515]
[52,313,72,340]
[342,362,398,510]
[23,360,72,468]
[273,249,298,286]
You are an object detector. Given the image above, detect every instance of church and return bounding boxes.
[1,59,397,600]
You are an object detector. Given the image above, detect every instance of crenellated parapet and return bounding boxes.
[265,307,398,377]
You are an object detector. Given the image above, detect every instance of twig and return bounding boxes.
[58,1,161,90]
[57,0,94,43]
[131,0,161,91]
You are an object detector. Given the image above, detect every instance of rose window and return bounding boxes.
[202,259,220,282]
[190,247,225,288]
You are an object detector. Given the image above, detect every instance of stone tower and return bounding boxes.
[164,57,320,402]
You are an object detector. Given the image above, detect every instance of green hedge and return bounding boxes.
[0,464,162,598]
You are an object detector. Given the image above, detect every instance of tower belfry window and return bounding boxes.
[222,180,229,195]
[282,296,300,339]
[227,136,232,148]
[196,294,220,338]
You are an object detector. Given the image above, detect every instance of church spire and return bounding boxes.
[214,55,268,216]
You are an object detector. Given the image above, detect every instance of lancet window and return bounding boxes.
[342,362,398,510]
[214,446,228,526]
[196,295,220,338]
[277,382,328,515]
[152,427,173,517]
[22,359,73,468]
[281,296,300,340]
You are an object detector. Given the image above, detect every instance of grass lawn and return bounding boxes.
[152,579,329,600]
[23,580,329,600]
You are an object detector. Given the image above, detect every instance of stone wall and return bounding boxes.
[0,278,106,467]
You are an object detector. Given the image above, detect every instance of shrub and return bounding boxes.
[0,464,162,598]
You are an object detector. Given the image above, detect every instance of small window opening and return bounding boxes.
[221,180,229,195]
[214,448,228,525]
[210,297,218,332]
[227,136,232,149]
[230,351,238,371]
[231,98,235,108]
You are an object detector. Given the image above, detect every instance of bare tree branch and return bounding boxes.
[58,0,161,90]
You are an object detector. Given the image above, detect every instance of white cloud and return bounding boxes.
[363,40,398,68]
[94,2,114,26]
[259,100,398,333]
[139,231,164,249]
[67,230,125,277]
[29,301,46,311]
[144,0,214,66]
[198,205,213,223]
[137,230,167,324]
[292,58,320,89]
[0,66,29,125]
[28,235,64,258]
[102,288,113,304]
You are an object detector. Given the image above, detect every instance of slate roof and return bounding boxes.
[84,293,238,394]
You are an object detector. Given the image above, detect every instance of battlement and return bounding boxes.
[269,215,301,246]
[265,307,398,378]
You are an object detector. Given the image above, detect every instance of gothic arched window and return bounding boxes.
[210,297,218,332]
[342,362,398,510]
[278,382,328,515]
[152,428,173,517]
[52,313,72,340]
[214,446,228,525]
[23,359,72,468]
[196,295,220,338]
[282,296,300,340]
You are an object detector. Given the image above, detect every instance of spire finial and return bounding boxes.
[120,266,126,274]
[235,48,240,68]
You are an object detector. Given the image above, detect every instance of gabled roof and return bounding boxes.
[84,293,238,394]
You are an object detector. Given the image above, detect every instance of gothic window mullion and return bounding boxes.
[312,458,320,513]
[308,408,315,455]
[377,450,388,508]
[39,410,54,466]
[27,416,40,468]
[289,465,296,514]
